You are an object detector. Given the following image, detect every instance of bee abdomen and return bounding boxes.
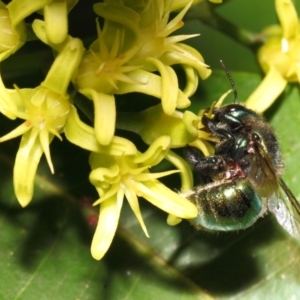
[188,178,264,231]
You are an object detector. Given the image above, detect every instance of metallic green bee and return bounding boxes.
[183,64,300,237]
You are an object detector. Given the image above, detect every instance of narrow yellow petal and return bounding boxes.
[167,34,200,44]
[91,196,122,260]
[65,106,136,155]
[215,89,233,109]
[124,186,149,237]
[165,150,194,191]
[182,110,200,137]
[0,122,31,142]
[44,1,68,44]
[182,66,198,97]
[42,38,85,95]
[145,57,178,115]
[163,65,179,113]
[0,76,18,119]
[48,128,63,141]
[164,1,192,36]
[32,19,60,52]
[162,44,212,80]
[245,66,287,113]
[64,105,100,150]
[93,184,119,205]
[133,135,171,166]
[170,0,202,12]
[128,179,198,219]
[89,165,120,187]
[275,0,298,40]
[7,0,51,27]
[116,69,191,109]
[13,130,42,207]
[93,2,141,43]
[80,89,116,146]
[134,170,180,182]
[39,129,55,174]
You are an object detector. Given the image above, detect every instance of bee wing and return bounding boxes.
[268,178,300,239]
[249,142,279,194]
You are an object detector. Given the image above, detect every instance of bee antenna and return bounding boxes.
[220,60,238,104]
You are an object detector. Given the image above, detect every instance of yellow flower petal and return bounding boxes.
[245,66,287,113]
[44,0,68,44]
[165,150,194,191]
[13,129,47,207]
[133,136,171,166]
[65,106,136,155]
[117,105,196,147]
[275,0,298,40]
[161,43,212,80]
[134,170,180,182]
[91,196,123,260]
[89,165,120,188]
[116,69,191,109]
[42,37,85,96]
[182,66,198,97]
[93,2,141,44]
[39,129,54,174]
[144,57,178,114]
[7,0,51,27]
[93,184,120,205]
[80,89,116,146]
[124,186,149,237]
[0,122,30,142]
[169,0,202,12]
[128,179,198,219]
[182,110,200,137]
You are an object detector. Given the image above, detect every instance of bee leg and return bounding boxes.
[202,115,235,140]
[183,146,203,167]
[183,146,227,182]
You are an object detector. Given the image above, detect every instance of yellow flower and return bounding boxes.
[89,136,198,260]
[246,0,299,113]
[123,0,211,104]
[0,37,84,207]
[73,0,211,145]
[64,111,197,260]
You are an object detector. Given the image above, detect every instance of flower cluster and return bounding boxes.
[0,0,221,260]
[0,0,295,261]
[73,0,212,145]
